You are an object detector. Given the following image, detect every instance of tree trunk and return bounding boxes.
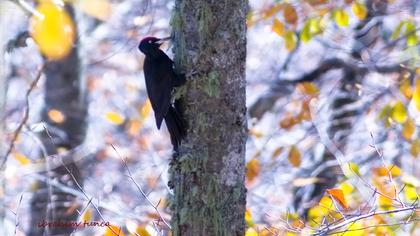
[169,1,248,235]
[28,4,87,236]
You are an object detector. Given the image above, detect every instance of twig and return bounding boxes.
[314,205,419,235]
[111,144,172,229]
[0,64,44,170]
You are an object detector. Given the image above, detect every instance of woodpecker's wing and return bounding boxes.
[143,51,174,129]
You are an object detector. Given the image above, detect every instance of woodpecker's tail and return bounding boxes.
[164,105,186,151]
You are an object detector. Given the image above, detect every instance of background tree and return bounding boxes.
[168,0,248,235]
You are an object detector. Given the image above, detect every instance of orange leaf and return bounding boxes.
[402,118,415,140]
[326,188,349,209]
[104,225,125,236]
[288,145,301,167]
[271,147,283,159]
[373,165,401,177]
[246,159,261,182]
[48,109,66,123]
[272,18,285,36]
[279,115,299,129]
[76,0,112,21]
[297,82,319,95]
[283,4,298,24]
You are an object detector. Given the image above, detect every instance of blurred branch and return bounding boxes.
[249,58,406,120]
[7,0,42,18]
[0,64,44,170]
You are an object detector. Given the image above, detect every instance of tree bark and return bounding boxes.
[169,1,248,235]
[28,4,87,236]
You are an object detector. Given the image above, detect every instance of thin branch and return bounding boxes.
[111,144,172,230]
[1,64,44,170]
[314,205,419,235]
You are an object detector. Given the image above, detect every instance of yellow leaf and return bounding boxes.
[82,209,92,222]
[326,188,349,209]
[245,228,258,236]
[29,1,75,60]
[105,111,125,125]
[411,139,420,157]
[373,165,401,177]
[297,82,319,95]
[288,145,301,167]
[283,4,298,25]
[75,0,112,21]
[339,182,355,195]
[136,226,151,236]
[14,152,31,165]
[139,99,152,119]
[245,208,254,227]
[271,147,283,159]
[391,101,407,123]
[48,109,66,123]
[284,30,297,51]
[404,184,419,201]
[351,2,367,20]
[413,79,420,111]
[402,118,415,140]
[104,225,125,236]
[335,9,349,27]
[343,162,361,178]
[246,159,261,182]
[272,18,285,36]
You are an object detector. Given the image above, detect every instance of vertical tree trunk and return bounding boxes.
[169,1,248,235]
[28,4,87,236]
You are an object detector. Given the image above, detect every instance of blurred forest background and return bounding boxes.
[1,0,420,235]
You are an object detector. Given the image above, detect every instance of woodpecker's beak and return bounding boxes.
[156,37,171,45]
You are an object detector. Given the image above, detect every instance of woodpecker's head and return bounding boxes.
[138,36,170,55]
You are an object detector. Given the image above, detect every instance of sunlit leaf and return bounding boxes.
[399,78,413,99]
[297,82,319,95]
[105,111,125,125]
[245,208,254,227]
[284,30,297,51]
[413,79,420,111]
[373,165,401,177]
[390,101,407,123]
[48,109,66,123]
[82,209,92,222]
[136,226,151,236]
[404,184,419,201]
[326,188,349,209]
[339,182,354,195]
[74,0,112,21]
[335,8,349,27]
[246,159,261,182]
[402,118,415,140]
[127,119,142,136]
[351,2,367,20]
[272,18,285,36]
[29,1,75,60]
[245,228,258,236]
[14,152,30,165]
[300,18,322,42]
[139,99,152,119]
[104,225,125,236]
[406,21,418,47]
[288,145,301,167]
[283,3,298,25]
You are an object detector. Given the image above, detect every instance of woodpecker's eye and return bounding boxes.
[149,40,152,43]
